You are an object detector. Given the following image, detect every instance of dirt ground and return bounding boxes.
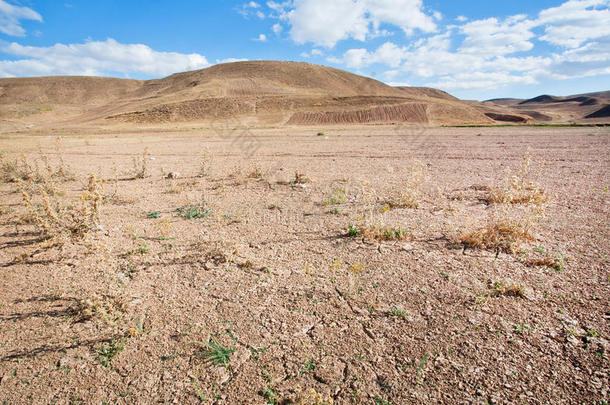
[0,125,608,404]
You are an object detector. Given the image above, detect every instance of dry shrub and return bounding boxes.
[490,281,525,298]
[246,164,265,180]
[524,256,562,271]
[460,205,542,253]
[19,174,104,242]
[361,225,411,241]
[281,387,334,405]
[292,171,310,185]
[389,160,428,209]
[132,148,149,179]
[461,150,549,253]
[488,150,548,205]
[154,218,174,239]
[76,294,126,324]
[2,147,74,184]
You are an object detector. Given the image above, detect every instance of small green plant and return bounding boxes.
[389,306,408,319]
[261,386,277,405]
[317,132,325,136]
[587,329,599,338]
[177,205,210,219]
[329,208,343,215]
[146,211,161,218]
[301,358,316,375]
[375,396,392,405]
[200,338,234,369]
[347,225,361,237]
[98,338,125,367]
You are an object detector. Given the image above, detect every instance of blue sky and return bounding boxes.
[0,0,609,100]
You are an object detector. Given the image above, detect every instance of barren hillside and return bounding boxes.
[1,62,608,130]
[1,61,494,129]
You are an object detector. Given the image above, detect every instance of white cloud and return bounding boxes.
[284,0,437,47]
[331,0,610,92]
[237,1,266,18]
[537,0,610,48]
[459,15,536,55]
[0,0,42,36]
[343,42,408,68]
[455,15,468,22]
[272,23,283,34]
[0,38,210,78]
[254,33,267,41]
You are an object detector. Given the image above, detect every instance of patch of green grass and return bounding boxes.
[329,208,343,215]
[389,306,408,319]
[177,205,210,219]
[200,338,234,369]
[347,225,361,237]
[146,211,161,218]
[317,132,326,136]
[98,338,125,367]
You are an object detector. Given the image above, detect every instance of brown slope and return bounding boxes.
[1,61,495,127]
[0,76,142,105]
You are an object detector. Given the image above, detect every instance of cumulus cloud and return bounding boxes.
[459,15,536,55]
[0,0,42,36]
[0,38,210,78]
[537,0,610,48]
[331,0,610,91]
[254,33,267,41]
[282,0,437,47]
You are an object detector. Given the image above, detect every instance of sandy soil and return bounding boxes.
[0,125,608,404]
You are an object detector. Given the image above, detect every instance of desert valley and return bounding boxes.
[0,61,608,404]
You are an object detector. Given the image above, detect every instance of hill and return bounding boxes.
[484,91,610,123]
[1,62,608,130]
[0,61,493,129]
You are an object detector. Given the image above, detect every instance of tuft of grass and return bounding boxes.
[324,187,346,205]
[460,214,536,253]
[389,161,427,209]
[361,225,410,241]
[146,211,161,218]
[199,338,234,369]
[317,132,325,136]
[488,150,548,206]
[524,256,563,271]
[177,205,210,219]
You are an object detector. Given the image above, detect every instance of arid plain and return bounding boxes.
[0,122,608,404]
